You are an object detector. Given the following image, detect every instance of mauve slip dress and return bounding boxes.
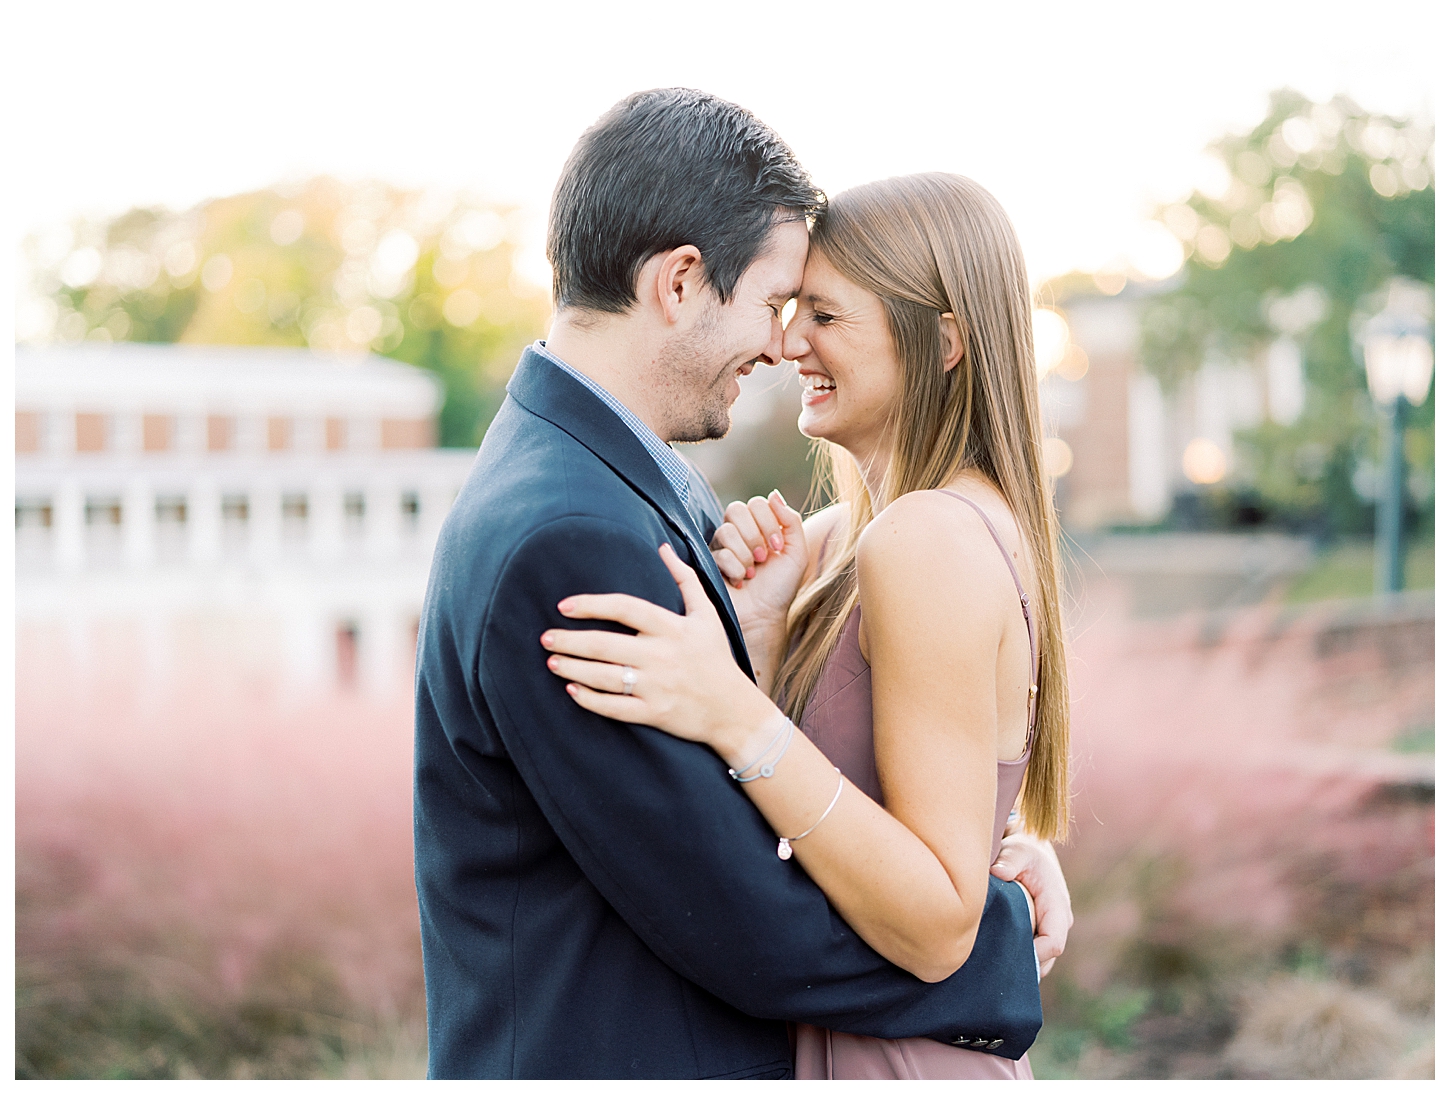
[792,490,1039,1080]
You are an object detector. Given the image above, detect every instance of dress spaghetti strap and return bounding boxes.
[934,490,1040,747]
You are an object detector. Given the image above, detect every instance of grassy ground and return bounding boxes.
[1283,538,1434,604]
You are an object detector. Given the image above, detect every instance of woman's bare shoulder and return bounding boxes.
[859,490,969,561]
[857,489,1019,603]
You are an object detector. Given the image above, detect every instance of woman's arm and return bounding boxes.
[544,495,1021,982]
[709,496,845,695]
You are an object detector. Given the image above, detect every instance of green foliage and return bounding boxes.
[1390,725,1434,755]
[22,179,552,447]
[16,938,422,1079]
[1141,91,1434,531]
[1033,982,1153,1077]
[1281,536,1434,603]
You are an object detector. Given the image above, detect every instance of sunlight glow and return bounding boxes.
[1183,438,1228,484]
[1033,309,1070,379]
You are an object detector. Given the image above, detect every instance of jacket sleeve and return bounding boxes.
[477,514,1041,1057]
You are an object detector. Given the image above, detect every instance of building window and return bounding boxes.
[221,493,249,557]
[155,494,188,564]
[15,412,41,454]
[400,490,420,530]
[155,495,188,523]
[76,413,108,453]
[16,497,53,566]
[85,495,123,566]
[381,417,435,450]
[281,492,308,544]
[16,498,53,529]
[222,494,249,523]
[336,621,360,687]
[208,415,235,452]
[326,417,348,451]
[267,416,292,451]
[85,497,122,525]
[343,491,366,539]
[143,414,174,452]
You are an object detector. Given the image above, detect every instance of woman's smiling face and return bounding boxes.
[784,250,902,463]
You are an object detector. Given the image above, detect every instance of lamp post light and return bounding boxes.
[1358,282,1434,594]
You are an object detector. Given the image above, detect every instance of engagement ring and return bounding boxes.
[620,667,638,696]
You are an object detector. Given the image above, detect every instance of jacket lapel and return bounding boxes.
[506,347,751,671]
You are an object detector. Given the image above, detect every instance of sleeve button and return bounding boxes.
[986,1039,1004,1050]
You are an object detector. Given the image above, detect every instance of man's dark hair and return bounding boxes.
[547,88,825,313]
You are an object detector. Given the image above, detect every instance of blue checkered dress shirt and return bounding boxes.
[533,341,694,514]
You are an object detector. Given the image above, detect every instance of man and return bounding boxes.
[414,88,1070,1079]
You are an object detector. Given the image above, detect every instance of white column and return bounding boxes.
[189,476,222,566]
[359,604,400,695]
[365,478,400,562]
[310,480,344,565]
[1128,374,1171,521]
[290,585,330,696]
[250,481,282,566]
[421,483,452,557]
[54,477,85,572]
[123,477,154,569]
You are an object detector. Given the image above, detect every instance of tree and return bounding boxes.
[20,178,552,447]
[1139,90,1434,534]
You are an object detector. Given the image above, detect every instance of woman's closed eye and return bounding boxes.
[810,310,837,326]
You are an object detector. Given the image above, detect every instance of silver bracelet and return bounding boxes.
[777,769,844,860]
[729,716,793,782]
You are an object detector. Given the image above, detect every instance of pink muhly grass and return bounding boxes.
[17,626,423,1025]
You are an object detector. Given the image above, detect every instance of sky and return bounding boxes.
[9,0,1438,291]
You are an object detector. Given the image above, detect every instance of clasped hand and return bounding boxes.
[709,490,809,636]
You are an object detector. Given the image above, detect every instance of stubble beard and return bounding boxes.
[657,305,740,444]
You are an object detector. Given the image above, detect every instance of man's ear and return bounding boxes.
[652,245,706,324]
[940,312,966,372]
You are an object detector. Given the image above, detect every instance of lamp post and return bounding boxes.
[1358,283,1434,594]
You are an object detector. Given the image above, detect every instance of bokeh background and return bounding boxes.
[11,1,1436,1079]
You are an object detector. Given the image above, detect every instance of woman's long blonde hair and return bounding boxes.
[774,173,1070,841]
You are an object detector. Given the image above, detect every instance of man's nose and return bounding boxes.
[756,317,786,367]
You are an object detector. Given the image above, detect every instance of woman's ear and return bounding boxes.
[940,312,965,372]
[653,245,706,323]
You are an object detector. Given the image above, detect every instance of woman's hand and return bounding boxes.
[542,543,782,764]
[711,490,808,614]
[709,491,807,692]
[991,833,1072,977]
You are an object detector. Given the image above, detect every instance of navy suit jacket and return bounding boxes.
[413,345,1042,1078]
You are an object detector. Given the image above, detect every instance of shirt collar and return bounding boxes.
[533,340,693,513]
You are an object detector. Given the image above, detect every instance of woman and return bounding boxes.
[540,173,1070,1079]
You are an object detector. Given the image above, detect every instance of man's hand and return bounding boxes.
[990,833,1072,977]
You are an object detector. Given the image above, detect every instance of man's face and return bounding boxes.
[656,218,810,443]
